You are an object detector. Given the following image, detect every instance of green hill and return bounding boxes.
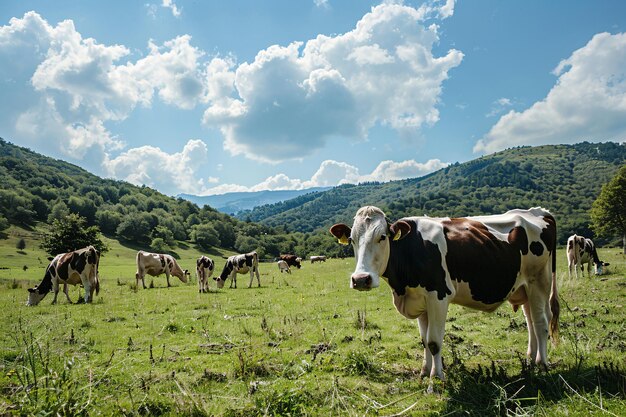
[238,142,626,245]
[0,138,297,259]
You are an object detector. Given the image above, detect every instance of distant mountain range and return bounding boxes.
[178,187,332,214]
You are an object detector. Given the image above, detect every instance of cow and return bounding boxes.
[566,235,609,278]
[27,246,101,306]
[279,254,301,269]
[330,206,559,385]
[310,255,327,263]
[277,260,291,274]
[135,251,190,289]
[196,255,215,293]
[214,251,260,288]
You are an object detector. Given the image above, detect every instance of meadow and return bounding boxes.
[0,227,625,416]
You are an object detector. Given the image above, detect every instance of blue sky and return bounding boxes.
[1,0,625,196]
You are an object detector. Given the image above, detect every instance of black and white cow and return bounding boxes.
[135,251,190,289]
[196,255,215,293]
[214,252,260,288]
[566,235,609,278]
[27,246,101,306]
[330,206,559,383]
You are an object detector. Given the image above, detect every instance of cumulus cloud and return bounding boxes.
[200,158,449,195]
[0,11,209,171]
[475,32,626,153]
[202,2,462,162]
[103,139,211,196]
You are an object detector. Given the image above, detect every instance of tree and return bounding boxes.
[41,213,108,256]
[16,238,26,251]
[590,165,626,253]
[191,224,220,251]
[0,214,8,233]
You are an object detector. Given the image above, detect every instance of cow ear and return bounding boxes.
[329,224,351,245]
[390,220,411,241]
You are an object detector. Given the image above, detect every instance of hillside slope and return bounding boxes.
[239,142,626,243]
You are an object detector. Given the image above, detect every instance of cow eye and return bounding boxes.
[348,237,353,244]
[380,234,387,242]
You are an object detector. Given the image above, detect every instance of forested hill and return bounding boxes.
[238,142,626,244]
[0,138,297,259]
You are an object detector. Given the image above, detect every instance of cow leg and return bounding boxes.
[567,261,573,279]
[165,272,172,287]
[417,313,432,378]
[63,282,72,303]
[255,267,261,287]
[522,303,537,364]
[230,271,236,288]
[51,278,60,304]
[425,299,448,381]
[526,277,552,370]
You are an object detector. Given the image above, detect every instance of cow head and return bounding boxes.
[181,269,190,283]
[26,286,47,306]
[595,262,610,275]
[213,276,226,288]
[330,206,411,291]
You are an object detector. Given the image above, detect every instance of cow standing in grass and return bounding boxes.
[196,255,215,293]
[330,206,559,385]
[214,252,260,288]
[135,251,190,289]
[27,246,101,306]
[566,234,609,278]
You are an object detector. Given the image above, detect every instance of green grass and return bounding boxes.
[1,229,625,416]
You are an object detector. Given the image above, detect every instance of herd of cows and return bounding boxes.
[24,205,611,383]
[25,247,328,306]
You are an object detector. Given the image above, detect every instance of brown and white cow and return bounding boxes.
[196,255,215,293]
[135,251,190,289]
[310,255,327,263]
[279,254,301,269]
[277,260,291,274]
[330,206,559,383]
[566,235,609,278]
[27,246,101,306]
[214,252,260,288]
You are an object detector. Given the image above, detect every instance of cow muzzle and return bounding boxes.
[351,273,373,291]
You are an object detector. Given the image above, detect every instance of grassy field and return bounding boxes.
[0,226,625,416]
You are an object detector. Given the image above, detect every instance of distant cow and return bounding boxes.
[196,255,215,293]
[27,246,101,306]
[277,260,291,274]
[135,251,190,289]
[310,255,326,263]
[567,235,609,278]
[214,252,260,288]
[279,254,301,269]
[330,206,559,383]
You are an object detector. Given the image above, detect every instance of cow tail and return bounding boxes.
[95,252,101,296]
[549,215,559,345]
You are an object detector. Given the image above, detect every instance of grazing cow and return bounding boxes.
[330,206,559,383]
[279,254,301,269]
[277,260,291,274]
[214,251,260,288]
[135,251,190,289]
[566,235,609,278]
[310,255,327,263]
[27,246,101,306]
[196,255,215,293]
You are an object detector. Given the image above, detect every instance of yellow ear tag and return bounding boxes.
[338,234,350,245]
[393,229,402,241]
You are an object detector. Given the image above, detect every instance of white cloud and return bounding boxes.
[162,0,181,17]
[200,158,448,195]
[103,139,210,196]
[0,12,209,174]
[486,97,513,118]
[475,32,626,153]
[202,2,462,162]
